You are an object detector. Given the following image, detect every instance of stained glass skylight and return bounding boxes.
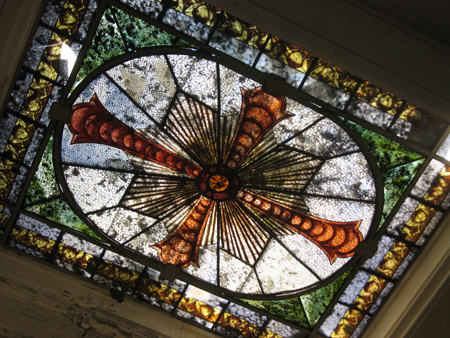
[61,51,378,297]
[1,1,449,338]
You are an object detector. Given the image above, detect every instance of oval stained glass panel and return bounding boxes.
[57,52,380,297]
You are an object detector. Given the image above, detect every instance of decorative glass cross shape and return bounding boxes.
[68,87,363,268]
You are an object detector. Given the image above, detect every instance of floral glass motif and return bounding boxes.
[59,53,377,296]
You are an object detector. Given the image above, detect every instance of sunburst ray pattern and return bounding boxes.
[120,174,198,219]
[67,70,370,294]
[164,93,219,167]
[219,200,270,265]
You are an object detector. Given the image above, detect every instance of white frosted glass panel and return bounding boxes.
[64,166,133,213]
[124,224,168,260]
[219,65,260,117]
[107,62,151,102]
[162,9,211,42]
[117,0,162,17]
[236,270,264,294]
[93,208,158,244]
[210,30,259,66]
[74,74,153,130]
[306,152,376,201]
[303,76,349,109]
[184,245,217,285]
[273,98,322,142]
[280,234,350,279]
[256,240,318,293]
[88,207,119,233]
[106,56,176,123]
[182,58,218,109]
[287,118,359,157]
[219,250,254,292]
[346,100,393,129]
[167,54,196,88]
[16,214,60,241]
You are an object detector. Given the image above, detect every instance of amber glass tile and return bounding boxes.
[11,226,56,255]
[309,59,360,94]
[170,0,220,27]
[401,203,437,243]
[178,297,222,323]
[216,12,269,49]
[400,102,447,135]
[355,82,402,116]
[264,36,314,73]
[423,165,450,206]
[330,308,365,338]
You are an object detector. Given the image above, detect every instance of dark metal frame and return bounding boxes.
[53,46,384,300]
[1,0,450,337]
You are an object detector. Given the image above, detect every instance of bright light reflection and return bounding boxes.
[61,42,76,75]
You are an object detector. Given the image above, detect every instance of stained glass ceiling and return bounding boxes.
[1,1,449,337]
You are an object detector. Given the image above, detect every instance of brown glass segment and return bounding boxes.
[153,196,214,268]
[69,94,202,177]
[225,87,293,169]
[238,189,363,263]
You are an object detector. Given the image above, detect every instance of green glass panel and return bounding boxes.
[346,122,423,170]
[112,7,192,50]
[300,269,352,327]
[25,198,100,240]
[74,8,127,89]
[25,135,60,205]
[382,159,424,225]
[240,297,310,328]
[346,121,425,224]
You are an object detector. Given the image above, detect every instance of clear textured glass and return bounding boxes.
[319,303,349,336]
[210,30,259,66]
[287,118,359,157]
[16,213,61,241]
[256,53,305,87]
[162,8,211,42]
[60,233,103,257]
[305,152,376,201]
[346,99,394,129]
[0,113,18,153]
[256,240,319,293]
[302,76,350,109]
[64,166,134,213]
[410,159,443,198]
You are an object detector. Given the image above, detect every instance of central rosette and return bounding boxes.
[198,165,240,201]
[209,174,229,191]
